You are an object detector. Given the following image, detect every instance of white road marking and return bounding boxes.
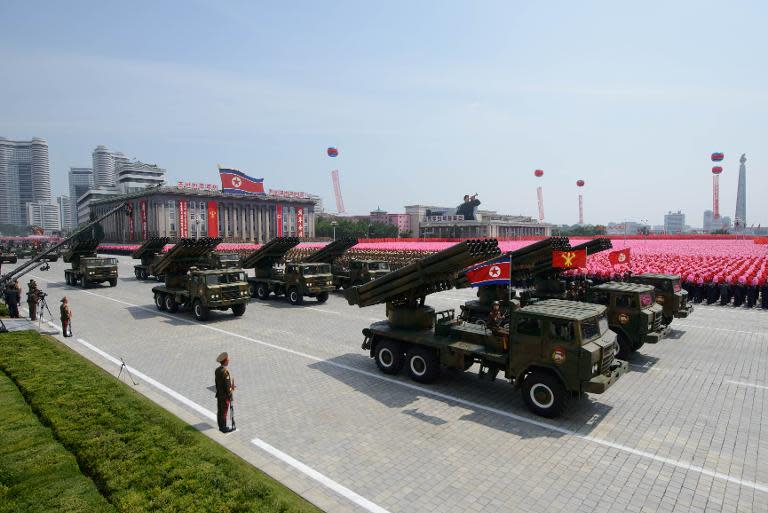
[71,336,393,513]
[673,323,768,336]
[727,380,768,391]
[29,274,768,494]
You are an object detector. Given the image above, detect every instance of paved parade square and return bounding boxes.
[19,255,768,513]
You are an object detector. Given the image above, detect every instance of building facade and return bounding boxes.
[26,202,60,233]
[703,210,732,233]
[663,211,686,234]
[57,195,72,230]
[370,208,411,235]
[92,145,129,188]
[89,186,317,243]
[68,166,94,227]
[405,204,550,238]
[115,161,166,193]
[0,137,51,226]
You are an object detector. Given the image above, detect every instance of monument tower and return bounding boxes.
[735,153,747,229]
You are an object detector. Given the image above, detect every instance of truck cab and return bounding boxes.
[65,254,118,288]
[587,282,665,359]
[333,259,391,289]
[153,268,250,321]
[629,273,692,324]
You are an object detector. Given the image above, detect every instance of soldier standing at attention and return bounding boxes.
[215,352,236,433]
[60,297,72,337]
[27,279,39,321]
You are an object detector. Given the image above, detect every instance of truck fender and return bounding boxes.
[362,328,373,352]
[516,365,566,390]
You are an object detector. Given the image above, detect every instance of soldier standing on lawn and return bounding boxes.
[215,352,236,433]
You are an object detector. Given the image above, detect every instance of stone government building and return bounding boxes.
[90,185,317,243]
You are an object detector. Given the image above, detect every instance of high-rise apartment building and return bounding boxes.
[92,145,130,188]
[26,202,60,233]
[0,137,51,226]
[68,167,94,227]
[57,195,73,230]
[664,211,686,234]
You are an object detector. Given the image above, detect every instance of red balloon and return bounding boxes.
[534,169,544,177]
[712,166,723,174]
[576,179,585,187]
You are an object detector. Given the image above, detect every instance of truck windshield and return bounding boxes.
[301,265,330,275]
[581,314,608,341]
[367,262,390,271]
[206,272,246,285]
[90,258,116,265]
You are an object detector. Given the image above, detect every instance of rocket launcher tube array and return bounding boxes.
[240,237,300,270]
[131,236,170,260]
[151,237,223,276]
[302,238,357,264]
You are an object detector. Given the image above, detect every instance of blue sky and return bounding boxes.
[1,0,765,227]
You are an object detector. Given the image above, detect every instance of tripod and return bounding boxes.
[37,294,53,329]
[117,357,139,385]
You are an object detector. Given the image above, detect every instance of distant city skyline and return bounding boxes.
[1,1,765,226]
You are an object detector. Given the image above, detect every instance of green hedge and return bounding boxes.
[0,373,115,513]
[0,331,323,513]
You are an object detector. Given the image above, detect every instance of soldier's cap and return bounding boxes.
[60,297,67,303]
[216,352,229,363]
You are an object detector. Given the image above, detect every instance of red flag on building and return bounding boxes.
[276,204,283,236]
[552,249,587,269]
[608,248,631,266]
[139,200,148,240]
[464,257,511,287]
[207,201,219,237]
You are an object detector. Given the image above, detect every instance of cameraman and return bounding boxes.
[27,279,40,321]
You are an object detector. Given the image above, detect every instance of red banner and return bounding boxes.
[178,200,188,237]
[552,249,587,269]
[296,208,304,237]
[128,202,135,241]
[608,248,631,266]
[276,204,283,236]
[140,200,148,240]
[207,201,219,237]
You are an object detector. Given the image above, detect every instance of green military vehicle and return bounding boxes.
[63,239,118,287]
[586,282,664,360]
[458,285,518,327]
[345,239,627,418]
[0,251,18,264]
[334,259,391,289]
[629,273,693,325]
[241,237,336,305]
[132,237,169,280]
[151,237,249,321]
[209,252,242,269]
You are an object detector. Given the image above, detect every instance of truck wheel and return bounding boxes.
[155,293,167,311]
[288,288,304,305]
[65,273,71,286]
[134,269,141,279]
[522,371,569,418]
[316,292,329,304]
[374,340,405,374]
[192,300,210,321]
[616,334,633,360]
[165,295,179,313]
[406,347,440,383]
[109,279,117,287]
[231,303,246,316]
[255,283,269,300]
[79,277,87,288]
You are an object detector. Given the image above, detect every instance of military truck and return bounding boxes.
[345,239,627,418]
[0,252,18,264]
[333,259,391,289]
[132,237,169,280]
[63,239,118,287]
[629,273,693,325]
[586,282,664,360]
[241,237,336,305]
[151,238,249,321]
[208,252,242,269]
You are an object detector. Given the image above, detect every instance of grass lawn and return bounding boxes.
[0,373,115,513]
[0,331,324,513]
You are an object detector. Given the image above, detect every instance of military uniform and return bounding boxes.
[60,298,72,337]
[26,280,39,320]
[215,352,235,433]
[3,280,20,318]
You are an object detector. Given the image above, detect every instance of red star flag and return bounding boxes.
[465,257,511,287]
[608,248,631,266]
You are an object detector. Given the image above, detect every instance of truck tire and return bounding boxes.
[616,333,633,360]
[255,283,269,300]
[134,269,141,279]
[79,276,88,288]
[155,293,167,311]
[192,300,210,321]
[165,294,179,313]
[406,347,440,383]
[109,279,117,287]
[374,339,405,374]
[522,371,569,418]
[231,303,246,316]
[65,273,71,286]
[316,292,329,304]
[288,287,304,305]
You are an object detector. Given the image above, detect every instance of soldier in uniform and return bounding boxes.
[733,277,746,307]
[761,277,768,310]
[214,352,236,433]
[27,279,40,320]
[3,279,21,318]
[60,297,72,337]
[747,278,759,308]
[487,301,504,329]
[720,277,732,306]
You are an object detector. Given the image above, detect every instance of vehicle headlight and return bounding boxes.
[211,294,219,299]
[89,271,94,275]
[241,290,247,296]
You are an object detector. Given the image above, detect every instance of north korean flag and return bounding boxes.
[608,248,631,266]
[464,256,511,287]
[219,167,265,195]
[552,249,587,269]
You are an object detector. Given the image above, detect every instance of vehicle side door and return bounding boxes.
[509,314,543,374]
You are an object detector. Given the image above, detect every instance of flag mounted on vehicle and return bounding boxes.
[608,248,631,266]
[218,166,265,195]
[464,256,511,287]
[551,249,587,269]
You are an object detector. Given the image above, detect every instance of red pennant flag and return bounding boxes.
[608,248,631,266]
[552,249,587,269]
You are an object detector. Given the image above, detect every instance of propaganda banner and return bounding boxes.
[178,199,188,237]
[139,200,148,240]
[296,208,304,237]
[276,204,283,236]
[128,202,135,241]
[552,249,587,269]
[207,201,219,237]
